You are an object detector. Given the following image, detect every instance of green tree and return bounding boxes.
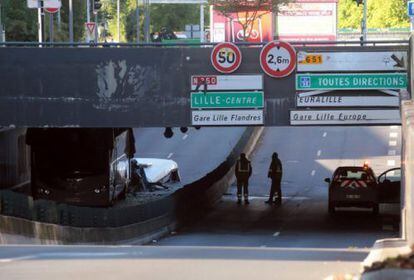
[338,0,410,30]
[101,1,204,42]
[1,0,86,42]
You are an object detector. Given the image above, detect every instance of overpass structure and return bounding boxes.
[0,41,408,127]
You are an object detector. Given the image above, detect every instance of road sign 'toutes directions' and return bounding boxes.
[296,73,407,90]
[211,43,242,74]
[260,41,296,78]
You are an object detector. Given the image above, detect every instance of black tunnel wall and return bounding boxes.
[0,45,407,127]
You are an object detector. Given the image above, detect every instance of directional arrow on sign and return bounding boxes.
[391,54,405,68]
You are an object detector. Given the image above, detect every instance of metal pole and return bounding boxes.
[69,0,74,43]
[144,0,150,43]
[117,0,120,42]
[86,0,91,22]
[136,0,140,43]
[87,0,91,42]
[95,13,98,42]
[57,9,61,31]
[362,0,367,41]
[200,4,205,43]
[0,3,3,43]
[411,17,414,33]
[38,1,44,44]
[49,13,54,43]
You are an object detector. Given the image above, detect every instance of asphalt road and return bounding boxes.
[0,126,402,280]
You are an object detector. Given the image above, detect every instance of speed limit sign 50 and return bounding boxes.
[211,42,242,74]
[260,41,296,78]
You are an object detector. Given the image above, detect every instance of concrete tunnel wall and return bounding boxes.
[0,45,407,127]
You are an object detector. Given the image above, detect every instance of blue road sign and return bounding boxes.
[408,1,414,17]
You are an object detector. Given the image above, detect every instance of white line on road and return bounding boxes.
[311,170,316,176]
[387,160,396,166]
[273,232,280,237]
[390,126,399,130]
[322,132,327,138]
[182,134,188,140]
[317,150,322,157]
[388,150,396,156]
[167,153,173,159]
[389,132,399,138]
[389,141,397,147]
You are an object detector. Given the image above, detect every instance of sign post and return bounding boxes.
[408,1,414,31]
[260,41,296,78]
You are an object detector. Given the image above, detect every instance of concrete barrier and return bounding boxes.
[0,127,263,244]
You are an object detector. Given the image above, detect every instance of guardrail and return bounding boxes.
[0,40,409,48]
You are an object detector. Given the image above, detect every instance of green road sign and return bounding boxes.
[191,91,264,109]
[296,73,407,90]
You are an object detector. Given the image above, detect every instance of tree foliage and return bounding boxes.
[338,0,410,30]
[0,0,86,42]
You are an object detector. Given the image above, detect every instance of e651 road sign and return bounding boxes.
[211,42,242,74]
[260,41,296,78]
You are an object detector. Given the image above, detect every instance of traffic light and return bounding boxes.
[93,0,102,13]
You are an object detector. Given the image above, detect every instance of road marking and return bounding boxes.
[273,232,280,237]
[389,141,397,147]
[390,126,399,130]
[389,132,398,138]
[322,132,327,138]
[387,160,396,166]
[0,255,35,263]
[167,153,173,159]
[388,150,396,156]
[311,170,316,176]
[286,160,299,164]
[182,134,188,140]
[317,150,322,157]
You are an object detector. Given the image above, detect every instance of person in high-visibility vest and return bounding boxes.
[235,153,252,204]
[266,152,283,205]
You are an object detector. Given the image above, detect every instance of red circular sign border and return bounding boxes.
[260,41,296,78]
[45,7,60,14]
[211,42,242,74]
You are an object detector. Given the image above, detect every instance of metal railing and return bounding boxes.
[0,40,409,48]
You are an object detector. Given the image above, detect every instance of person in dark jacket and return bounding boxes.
[266,152,283,205]
[235,153,252,204]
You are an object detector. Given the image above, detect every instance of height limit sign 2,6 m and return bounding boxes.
[260,41,296,78]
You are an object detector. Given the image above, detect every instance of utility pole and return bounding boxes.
[136,0,140,43]
[57,9,61,31]
[0,2,4,43]
[49,13,54,43]
[86,0,91,42]
[38,0,45,44]
[117,0,120,42]
[362,0,367,42]
[144,0,150,42]
[69,0,74,43]
[200,4,204,43]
